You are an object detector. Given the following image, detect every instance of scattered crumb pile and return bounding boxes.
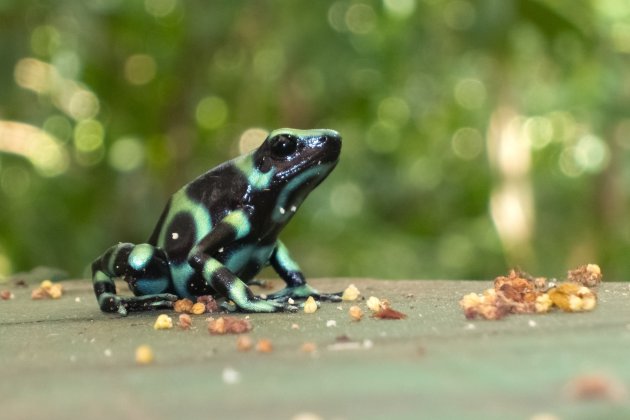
[31,280,64,300]
[459,264,602,320]
[208,316,253,335]
[173,295,220,315]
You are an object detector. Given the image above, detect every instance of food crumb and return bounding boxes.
[74,297,81,303]
[31,280,64,300]
[528,319,537,327]
[236,335,253,351]
[366,296,381,312]
[190,302,206,315]
[548,283,597,312]
[568,264,602,288]
[291,323,300,330]
[348,305,363,321]
[1,290,13,300]
[104,348,112,357]
[326,319,337,327]
[303,296,318,313]
[135,345,154,365]
[197,295,220,313]
[173,298,194,313]
[208,316,253,335]
[178,314,192,330]
[341,284,360,301]
[564,373,627,401]
[301,342,317,353]
[222,366,240,385]
[153,314,174,330]
[256,338,273,353]
[373,307,407,320]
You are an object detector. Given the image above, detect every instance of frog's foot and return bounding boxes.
[265,284,342,303]
[223,297,298,313]
[98,293,178,316]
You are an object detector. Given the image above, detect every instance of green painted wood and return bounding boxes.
[1,279,630,420]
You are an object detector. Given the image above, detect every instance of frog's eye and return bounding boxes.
[269,134,298,158]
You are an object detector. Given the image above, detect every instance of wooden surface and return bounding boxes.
[1,278,630,420]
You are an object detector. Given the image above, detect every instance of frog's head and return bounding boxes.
[247,128,341,219]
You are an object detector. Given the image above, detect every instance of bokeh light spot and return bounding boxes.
[195,96,228,130]
[345,4,377,35]
[74,119,104,152]
[330,182,364,217]
[239,128,268,154]
[451,127,483,160]
[443,0,476,31]
[124,54,157,85]
[145,0,178,17]
[378,96,410,127]
[366,121,400,154]
[523,116,553,150]
[30,25,61,56]
[573,134,610,174]
[383,0,416,19]
[67,88,100,120]
[454,78,486,110]
[109,137,145,172]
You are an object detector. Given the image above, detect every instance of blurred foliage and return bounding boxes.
[1,0,630,281]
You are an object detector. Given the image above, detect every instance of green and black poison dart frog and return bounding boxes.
[92,128,342,315]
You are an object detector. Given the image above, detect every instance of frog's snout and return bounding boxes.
[318,130,342,157]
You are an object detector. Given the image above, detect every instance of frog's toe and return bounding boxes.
[266,285,342,303]
[313,292,342,302]
[122,293,178,312]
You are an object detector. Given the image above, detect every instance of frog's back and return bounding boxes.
[148,160,248,263]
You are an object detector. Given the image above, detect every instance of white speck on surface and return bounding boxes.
[337,306,343,311]
[171,232,179,240]
[75,297,81,303]
[69,355,77,363]
[104,349,112,357]
[222,367,240,385]
[465,323,476,330]
[528,319,537,328]
[363,339,374,349]
[90,338,96,344]
[326,320,337,327]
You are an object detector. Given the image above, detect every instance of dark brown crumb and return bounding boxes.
[197,295,220,313]
[373,307,407,320]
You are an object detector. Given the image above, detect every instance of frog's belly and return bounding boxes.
[223,244,275,279]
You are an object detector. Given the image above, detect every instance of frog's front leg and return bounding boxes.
[92,243,178,316]
[187,210,297,313]
[265,240,342,302]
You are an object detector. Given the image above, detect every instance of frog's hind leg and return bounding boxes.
[92,243,177,316]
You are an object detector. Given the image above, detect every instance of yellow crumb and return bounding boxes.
[341,284,360,301]
[135,345,154,365]
[153,314,173,330]
[303,296,318,314]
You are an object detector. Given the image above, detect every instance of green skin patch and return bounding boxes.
[91,128,342,314]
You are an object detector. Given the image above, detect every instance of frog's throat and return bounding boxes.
[272,162,334,223]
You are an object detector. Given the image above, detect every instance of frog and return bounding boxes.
[91,128,342,316]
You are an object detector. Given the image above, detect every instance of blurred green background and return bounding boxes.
[1,0,630,281]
